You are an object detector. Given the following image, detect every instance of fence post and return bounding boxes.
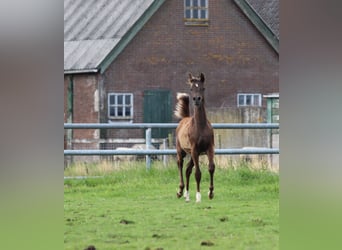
[266,98,272,168]
[145,128,152,170]
[163,138,168,166]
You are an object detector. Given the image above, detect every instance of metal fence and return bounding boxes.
[64,123,279,169]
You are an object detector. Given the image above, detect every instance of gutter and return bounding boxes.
[64,68,99,75]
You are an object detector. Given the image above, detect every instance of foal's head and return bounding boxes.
[187,73,205,107]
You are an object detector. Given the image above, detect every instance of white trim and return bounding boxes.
[108,93,134,119]
[184,0,209,20]
[263,93,279,98]
[237,93,262,107]
[64,68,99,74]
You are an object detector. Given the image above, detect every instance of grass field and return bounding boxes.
[64,161,279,250]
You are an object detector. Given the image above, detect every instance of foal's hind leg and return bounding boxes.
[176,150,186,198]
[207,147,215,199]
[184,158,194,202]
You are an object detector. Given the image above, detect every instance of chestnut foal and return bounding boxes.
[174,73,215,202]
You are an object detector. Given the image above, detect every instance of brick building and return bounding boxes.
[64,0,279,160]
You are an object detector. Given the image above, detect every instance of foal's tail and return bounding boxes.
[174,93,190,119]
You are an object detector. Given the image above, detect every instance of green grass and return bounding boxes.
[64,162,279,250]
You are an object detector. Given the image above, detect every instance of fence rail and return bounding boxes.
[64,148,279,155]
[64,123,279,129]
[64,123,279,169]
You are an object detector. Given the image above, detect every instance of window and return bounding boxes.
[184,0,209,25]
[108,93,133,119]
[237,93,262,107]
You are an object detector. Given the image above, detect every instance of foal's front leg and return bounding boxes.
[184,158,194,202]
[191,151,202,203]
[176,151,186,198]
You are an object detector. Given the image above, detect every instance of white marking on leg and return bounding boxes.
[196,192,201,203]
[184,190,190,202]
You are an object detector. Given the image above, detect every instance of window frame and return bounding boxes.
[184,0,209,26]
[108,93,134,120]
[237,93,262,107]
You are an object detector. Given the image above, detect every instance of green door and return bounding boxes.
[143,90,172,138]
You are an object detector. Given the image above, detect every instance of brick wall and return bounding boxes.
[64,74,101,162]
[64,74,100,140]
[101,0,278,141]
[65,0,278,153]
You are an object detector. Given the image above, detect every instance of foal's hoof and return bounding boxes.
[208,191,214,200]
[176,192,183,198]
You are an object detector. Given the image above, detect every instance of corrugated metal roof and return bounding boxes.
[64,39,119,73]
[64,0,156,73]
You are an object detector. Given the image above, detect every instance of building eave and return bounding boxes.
[64,68,99,75]
[234,0,279,53]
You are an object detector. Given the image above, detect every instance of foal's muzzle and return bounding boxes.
[193,96,202,106]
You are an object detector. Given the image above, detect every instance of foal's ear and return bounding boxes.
[187,73,193,86]
[200,73,205,82]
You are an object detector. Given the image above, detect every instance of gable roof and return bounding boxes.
[234,0,279,53]
[64,0,278,74]
[64,0,165,74]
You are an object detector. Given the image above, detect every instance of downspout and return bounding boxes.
[67,75,74,155]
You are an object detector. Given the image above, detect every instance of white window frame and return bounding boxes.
[108,93,133,119]
[237,93,262,107]
[184,0,209,25]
